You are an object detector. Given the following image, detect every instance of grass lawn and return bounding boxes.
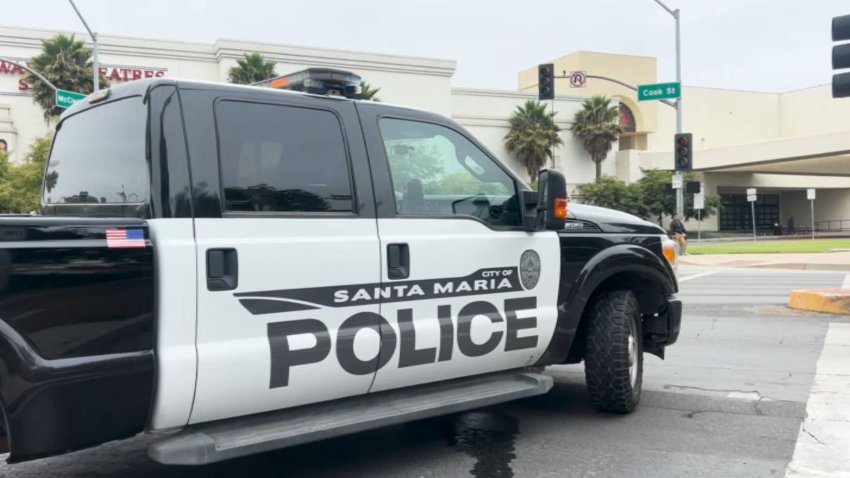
[688,238,850,255]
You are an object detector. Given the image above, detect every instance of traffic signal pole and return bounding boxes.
[654,0,684,216]
[0,57,57,92]
[69,0,99,91]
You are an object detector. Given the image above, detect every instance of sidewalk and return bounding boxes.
[679,251,850,272]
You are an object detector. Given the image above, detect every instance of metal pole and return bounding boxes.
[674,8,684,217]
[578,74,677,109]
[751,201,757,241]
[92,32,99,91]
[697,208,701,242]
[551,98,556,170]
[0,57,57,92]
[653,0,684,217]
[811,199,815,240]
[69,0,99,91]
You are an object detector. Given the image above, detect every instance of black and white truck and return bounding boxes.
[0,73,681,466]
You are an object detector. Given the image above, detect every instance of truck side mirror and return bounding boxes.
[536,169,568,231]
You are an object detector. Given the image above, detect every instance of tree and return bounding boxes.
[385,142,444,193]
[576,170,720,226]
[576,176,647,218]
[504,100,562,182]
[25,34,108,121]
[637,170,720,225]
[227,53,277,85]
[570,95,623,180]
[359,81,381,101]
[0,134,52,213]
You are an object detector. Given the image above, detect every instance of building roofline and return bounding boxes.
[452,86,585,103]
[0,24,457,76]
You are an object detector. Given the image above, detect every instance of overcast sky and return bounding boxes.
[3,0,847,92]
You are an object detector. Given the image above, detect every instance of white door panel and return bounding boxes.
[191,218,381,424]
[147,218,198,430]
[370,218,560,392]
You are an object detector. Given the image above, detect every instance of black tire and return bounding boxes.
[584,289,643,413]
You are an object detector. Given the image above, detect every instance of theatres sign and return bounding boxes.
[0,60,166,90]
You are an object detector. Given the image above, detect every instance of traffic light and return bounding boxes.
[685,181,701,194]
[833,14,850,98]
[538,63,554,100]
[674,133,693,171]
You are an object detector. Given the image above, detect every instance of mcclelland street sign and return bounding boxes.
[55,89,87,108]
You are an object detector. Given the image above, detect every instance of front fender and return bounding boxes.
[536,238,677,365]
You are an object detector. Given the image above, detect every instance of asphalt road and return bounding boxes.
[2,265,848,477]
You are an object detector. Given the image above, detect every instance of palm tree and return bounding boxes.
[504,100,562,182]
[228,53,277,85]
[359,81,381,101]
[570,95,623,180]
[25,34,108,121]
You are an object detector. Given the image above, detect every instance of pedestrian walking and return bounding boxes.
[670,214,688,256]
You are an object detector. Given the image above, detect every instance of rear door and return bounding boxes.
[188,92,382,424]
[358,106,561,392]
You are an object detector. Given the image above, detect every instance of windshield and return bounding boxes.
[44,97,148,205]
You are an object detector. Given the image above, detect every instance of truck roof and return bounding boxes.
[60,77,432,121]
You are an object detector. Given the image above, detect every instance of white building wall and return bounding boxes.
[651,86,782,152]
[779,85,850,138]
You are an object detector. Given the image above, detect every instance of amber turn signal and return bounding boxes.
[269,78,290,88]
[663,242,677,264]
[554,197,568,219]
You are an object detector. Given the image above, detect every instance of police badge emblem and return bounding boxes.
[519,250,541,290]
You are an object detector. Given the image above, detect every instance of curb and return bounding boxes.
[751,263,850,272]
[789,289,850,315]
[679,260,850,272]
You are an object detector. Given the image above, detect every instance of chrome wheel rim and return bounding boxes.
[628,333,638,388]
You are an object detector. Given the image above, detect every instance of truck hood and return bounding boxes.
[567,203,666,235]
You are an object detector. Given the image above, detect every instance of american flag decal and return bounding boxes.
[105,228,146,248]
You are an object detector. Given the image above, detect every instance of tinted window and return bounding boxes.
[379,118,519,227]
[45,97,148,205]
[216,101,353,213]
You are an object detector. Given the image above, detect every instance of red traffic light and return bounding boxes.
[538,63,555,100]
[674,132,693,171]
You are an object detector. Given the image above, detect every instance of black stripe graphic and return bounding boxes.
[235,267,521,315]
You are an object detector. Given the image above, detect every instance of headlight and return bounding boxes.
[661,236,678,266]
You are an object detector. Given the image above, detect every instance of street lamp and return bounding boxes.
[652,0,684,216]
[68,0,99,91]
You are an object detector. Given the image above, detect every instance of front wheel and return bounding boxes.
[584,289,643,413]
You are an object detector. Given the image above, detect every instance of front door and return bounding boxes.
[361,112,561,392]
[191,97,381,424]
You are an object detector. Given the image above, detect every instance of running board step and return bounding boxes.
[149,371,552,465]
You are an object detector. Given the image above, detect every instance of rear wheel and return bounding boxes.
[584,289,643,413]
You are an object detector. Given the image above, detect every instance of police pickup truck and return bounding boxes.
[0,72,680,466]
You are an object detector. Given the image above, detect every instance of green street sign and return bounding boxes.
[55,89,87,108]
[637,82,680,101]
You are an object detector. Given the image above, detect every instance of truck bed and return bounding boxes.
[0,217,155,462]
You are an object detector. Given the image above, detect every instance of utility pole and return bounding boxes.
[653,0,684,216]
[69,0,99,91]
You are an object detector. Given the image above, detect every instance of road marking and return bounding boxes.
[786,323,850,477]
[842,274,850,290]
[726,391,771,401]
[678,270,721,282]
